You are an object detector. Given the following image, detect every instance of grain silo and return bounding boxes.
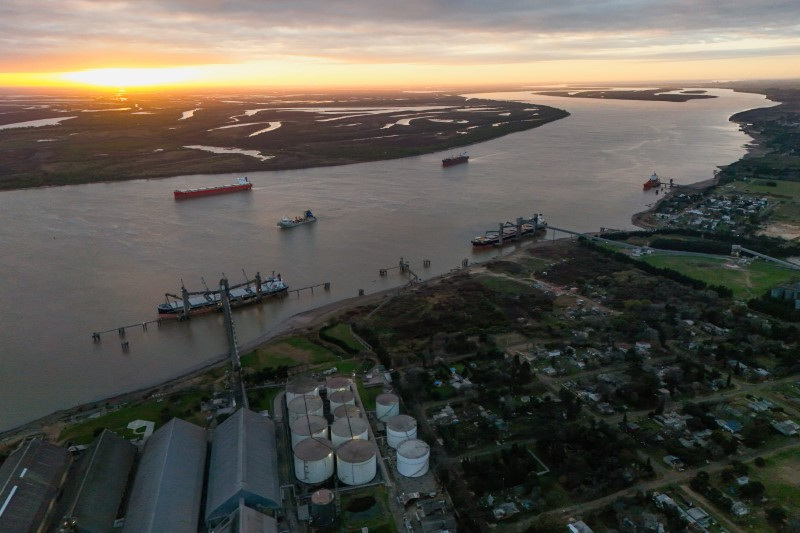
[310,488,336,527]
[286,377,320,404]
[328,390,355,412]
[386,414,417,449]
[290,415,329,448]
[293,438,334,484]
[330,417,369,447]
[375,393,400,421]
[324,376,351,393]
[287,395,324,423]
[336,439,377,486]
[396,439,430,478]
[333,404,362,420]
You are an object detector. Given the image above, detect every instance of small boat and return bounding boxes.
[277,210,317,228]
[643,172,661,191]
[174,177,252,200]
[442,152,469,167]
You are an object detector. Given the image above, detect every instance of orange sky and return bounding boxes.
[2,1,798,89]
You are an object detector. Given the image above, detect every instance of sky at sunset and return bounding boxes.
[2,0,799,89]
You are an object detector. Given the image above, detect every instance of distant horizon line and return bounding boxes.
[0,77,797,95]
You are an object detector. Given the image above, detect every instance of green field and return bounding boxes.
[320,323,364,353]
[240,336,338,369]
[641,254,798,299]
[58,391,207,445]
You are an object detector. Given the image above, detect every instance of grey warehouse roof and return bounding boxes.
[214,499,278,533]
[205,409,281,526]
[0,439,69,533]
[122,418,207,533]
[50,429,136,532]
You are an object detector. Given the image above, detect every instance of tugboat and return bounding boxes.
[643,172,661,191]
[277,210,317,228]
[442,152,469,167]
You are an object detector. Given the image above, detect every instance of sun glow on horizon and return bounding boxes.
[61,67,201,88]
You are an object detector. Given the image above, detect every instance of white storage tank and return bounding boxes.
[333,404,362,420]
[375,393,400,421]
[336,439,377,486]
[330,416,369,447]
[396,439,430,478]
[386,414,417,449]
[286,377,320,404]
[325,376,351,393]
[328,390,355,412]
[293,437,334,484]
[287,395,324,423]
[290,414,329,448]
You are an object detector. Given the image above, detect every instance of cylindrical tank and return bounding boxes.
[333,404,362,420]
[286,377,320,404]
[287,395,324,423]
[328,390,355,412]
[396,439,430,478]
[330,417,369,447]
[375,393,400,421]
[310,488,336,527]
[293,438,334,484]
[336,439,377,486]
[290,415,329,448]
[386,414,417,449]
[325,376,351,393]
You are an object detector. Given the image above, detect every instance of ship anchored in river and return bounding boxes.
[157,271,287,319]
[173,176,253,200]
[471,213,547,247]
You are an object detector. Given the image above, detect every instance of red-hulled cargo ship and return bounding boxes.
[643,172,661,190]
[174,177,252,200]
[442,152,469,167]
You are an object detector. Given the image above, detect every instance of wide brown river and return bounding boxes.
[0,89,772,431]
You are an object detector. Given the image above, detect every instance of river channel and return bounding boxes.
[0,88,773,432]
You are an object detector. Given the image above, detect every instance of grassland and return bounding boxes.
[641,254,798,299]
[58,391,207,445]
[240,336,339,369]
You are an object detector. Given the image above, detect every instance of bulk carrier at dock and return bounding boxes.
[157,272,287,319]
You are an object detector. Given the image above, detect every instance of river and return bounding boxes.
[0,88,772,432]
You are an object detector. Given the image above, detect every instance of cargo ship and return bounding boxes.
[278,210,317,228]
[157,273,287,318]
[442,152,469,167]
[472,214,547,247]
[643,172,661,191]
[173,177,252,200]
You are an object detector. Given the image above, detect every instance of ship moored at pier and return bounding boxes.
[643,172,661,191]
[472,213,547,247]
[157,272,287,318]
[173,177,252,200]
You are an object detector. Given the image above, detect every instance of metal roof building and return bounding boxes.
[205,409,281,527]
[50,429,137,533]
[212,499,278,533]
[0,439,70,532]
[122,418,207,533]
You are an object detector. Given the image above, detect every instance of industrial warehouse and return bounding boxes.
[0,372,445,532]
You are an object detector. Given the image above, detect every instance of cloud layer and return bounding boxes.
[2,1,798,81]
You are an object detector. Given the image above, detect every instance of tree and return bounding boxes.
[766,507,787,527]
